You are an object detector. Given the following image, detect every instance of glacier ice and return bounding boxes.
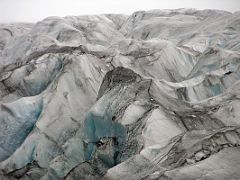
[0,8,240,180]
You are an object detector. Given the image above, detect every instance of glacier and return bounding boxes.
[0,8,240,180]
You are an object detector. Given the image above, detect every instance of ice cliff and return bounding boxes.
[1,8,240,180]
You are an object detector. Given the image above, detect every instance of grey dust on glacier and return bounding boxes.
[1,8,240,180]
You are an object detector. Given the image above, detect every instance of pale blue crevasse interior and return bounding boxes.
[0,97,43,161]
[83,91,127,167]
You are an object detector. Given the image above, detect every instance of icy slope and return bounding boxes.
[0,8,240,180]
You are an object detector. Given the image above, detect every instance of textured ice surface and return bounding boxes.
[0,8,240,180]
[0,96,43,161]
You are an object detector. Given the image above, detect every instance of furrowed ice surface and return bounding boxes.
[0,96,43,161]
[0,8,240,180]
